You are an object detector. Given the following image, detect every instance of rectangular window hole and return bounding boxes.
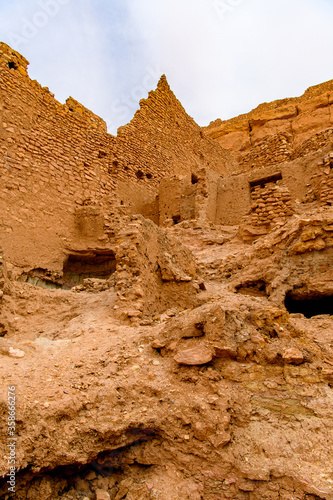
[250,173,282,189]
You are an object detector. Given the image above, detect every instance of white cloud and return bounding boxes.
[126,0,333,124]
[0,0,332,133]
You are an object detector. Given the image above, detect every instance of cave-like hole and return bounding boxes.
[285,291,333,318]
[136,170,144,179]
[191,173,199,184]
[63,251,117,286]
[236,280,267,297]
[146,173,152,179]
[172,215,181,225]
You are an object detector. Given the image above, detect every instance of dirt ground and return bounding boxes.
[1,211,333,500]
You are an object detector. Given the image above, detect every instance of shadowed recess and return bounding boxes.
[63,251,117,285]
[285,291,333,318]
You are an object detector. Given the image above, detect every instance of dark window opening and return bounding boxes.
[63,251,117,286]
[136,170,144,179]
[146,173,152,179]
[191,174,199,184]
[120,200,124,205]
[98,151,107,158]
[250,173,282,189]
[172,215,181,225]
[113,160,118,167]
[285,291,333,318]
[68,107,74,112]
[124,165,129,171]
[8,61,18,70]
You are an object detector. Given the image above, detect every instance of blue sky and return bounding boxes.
[0,0,332,134]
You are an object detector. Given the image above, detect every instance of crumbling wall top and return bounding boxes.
[65,97,107,133]
[0,41,29,77]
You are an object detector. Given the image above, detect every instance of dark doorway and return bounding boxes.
[63,251,117,286]
[285,291,333,318]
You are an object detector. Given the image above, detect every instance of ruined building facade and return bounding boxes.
[1,41,333,275]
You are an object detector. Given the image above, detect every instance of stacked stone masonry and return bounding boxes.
[250,183,294,226]
[319,153,333,206]
[291,128,333,160]
[239,133,293,171]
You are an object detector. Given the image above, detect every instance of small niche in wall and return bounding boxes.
[236,280,267,297]
[172,215,181,225]
[146,173,153,179]
[250,173,282,189]
[98,151,107,158]
[136,170,144,179]
[191,174,199,185]
[8,61,18,70]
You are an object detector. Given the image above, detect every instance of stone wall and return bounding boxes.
[319,153,333,206]
[0,42,234,271]
[113,216,198,320]
[249,183,294,226]
[239,133,292,172]
[158,177,196,227]
[291,128,333,160]
[0,43,119,270]
[2,40,333,265]
[215,152,325,226]
[158,168,221,226]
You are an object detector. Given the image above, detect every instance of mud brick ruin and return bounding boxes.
[1,42,333,500]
